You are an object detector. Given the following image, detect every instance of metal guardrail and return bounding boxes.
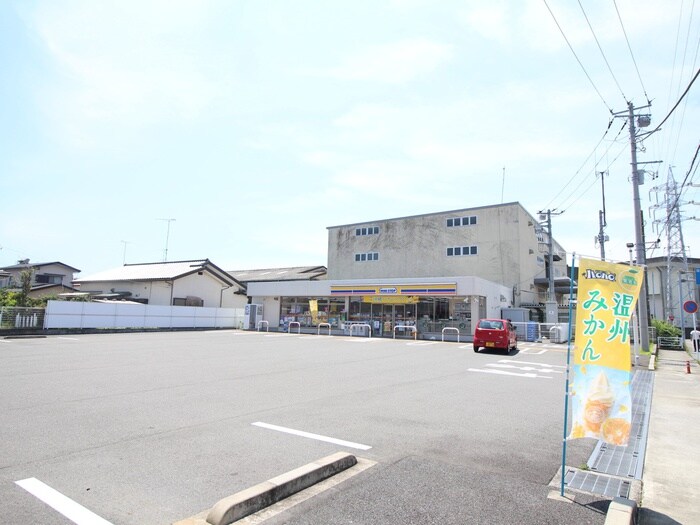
[349,323,372,337]
[317,323,331,336]
[256,320,269,332]
[441,327,460,342]
[394,325,417,339]
[657,336,683,349]
[288,321,301,334]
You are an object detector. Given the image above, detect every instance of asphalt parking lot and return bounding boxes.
[1,330,609,524]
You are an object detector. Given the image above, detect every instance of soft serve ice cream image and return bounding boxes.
[583,371,615,434]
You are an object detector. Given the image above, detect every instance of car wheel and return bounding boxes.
[473,346,479,352]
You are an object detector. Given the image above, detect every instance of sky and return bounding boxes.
[1,0,698,277]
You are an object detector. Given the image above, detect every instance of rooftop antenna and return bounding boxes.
[501,166,506,203]
[120,240,133,265]
[157,218,176,262]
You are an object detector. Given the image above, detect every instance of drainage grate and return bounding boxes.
[565,369,654,498]
[588,369,654,480]
[564,468,631,499]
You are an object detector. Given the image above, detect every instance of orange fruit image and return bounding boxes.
[602,418,631,445]
[570,423,585,439]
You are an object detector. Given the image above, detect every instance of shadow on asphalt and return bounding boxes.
[473,347,522,356]
[581,499,610,514]
[638,508,683,525]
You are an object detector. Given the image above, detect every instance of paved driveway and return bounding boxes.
[1,331,607,524]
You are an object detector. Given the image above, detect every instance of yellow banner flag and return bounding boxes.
[309,299,319,325]
[568,257,644,446]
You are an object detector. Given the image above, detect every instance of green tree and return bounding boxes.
[17,269,34,307]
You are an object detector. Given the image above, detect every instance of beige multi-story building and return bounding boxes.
[326,202,569,306]
[246,202,571,337]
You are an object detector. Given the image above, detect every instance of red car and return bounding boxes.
[473,318,517,353]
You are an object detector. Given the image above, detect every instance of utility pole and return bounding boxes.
[595,171,608,261]
[613,101,652,351]
[157,218,176,262]
[538,209,563,325]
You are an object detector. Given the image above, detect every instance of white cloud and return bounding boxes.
[327,38,453,84]
[28,0,223,146]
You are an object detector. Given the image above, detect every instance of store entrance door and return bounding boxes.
[379,302,416,337]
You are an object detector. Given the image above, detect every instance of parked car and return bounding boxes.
[473,318,517,353]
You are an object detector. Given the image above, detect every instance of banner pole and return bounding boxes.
[561,253,577,497]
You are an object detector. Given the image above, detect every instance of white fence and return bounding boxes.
[44,300,246,329]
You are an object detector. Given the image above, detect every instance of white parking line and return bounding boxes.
[467,368,552,379]
[406,341,439,346]
[486,363,563,374]
[505,360,566,369]
[252,422,372,450]
[15,478,113,525]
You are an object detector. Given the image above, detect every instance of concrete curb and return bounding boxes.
[197,452,357,525]
[604,497,637,525]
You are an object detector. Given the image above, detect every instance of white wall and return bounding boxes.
[44,300,245,329]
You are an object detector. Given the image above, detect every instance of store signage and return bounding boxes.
[331,283,457,296]
[363,296,419,304]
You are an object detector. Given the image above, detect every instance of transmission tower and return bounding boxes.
[650,168,694,330]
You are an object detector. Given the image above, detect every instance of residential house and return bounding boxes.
[0,260,81,299]
[73,259,247,308]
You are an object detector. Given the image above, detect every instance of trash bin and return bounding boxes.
[526,321,538,342]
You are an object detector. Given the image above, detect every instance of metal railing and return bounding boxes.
[317,323,331,336]
[0,307,45,330]
[394,325,417,339]
[441,327,460,342]
[349,323,372,337]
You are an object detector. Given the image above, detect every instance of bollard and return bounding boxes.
[687,361,692,374]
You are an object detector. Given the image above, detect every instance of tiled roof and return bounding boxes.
[74,259,242,288]
[0,261,81,272]
[229,265,326,283]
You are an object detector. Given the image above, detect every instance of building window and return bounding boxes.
[355,226,380,236]
[35,274,62,284]
[447,245,477,256]
[447,216,477,227]
[355,252,379,261]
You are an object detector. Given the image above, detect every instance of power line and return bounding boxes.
[669,5,698,162]
[546,121,627,212]
[578,0,627,103]
[640,67,700,143]
[558,142,628,212]
[542,0,613,113]
[613,0,650,104]
[543,120,615,210]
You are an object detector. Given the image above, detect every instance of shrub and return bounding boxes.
[651,318,682,338]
